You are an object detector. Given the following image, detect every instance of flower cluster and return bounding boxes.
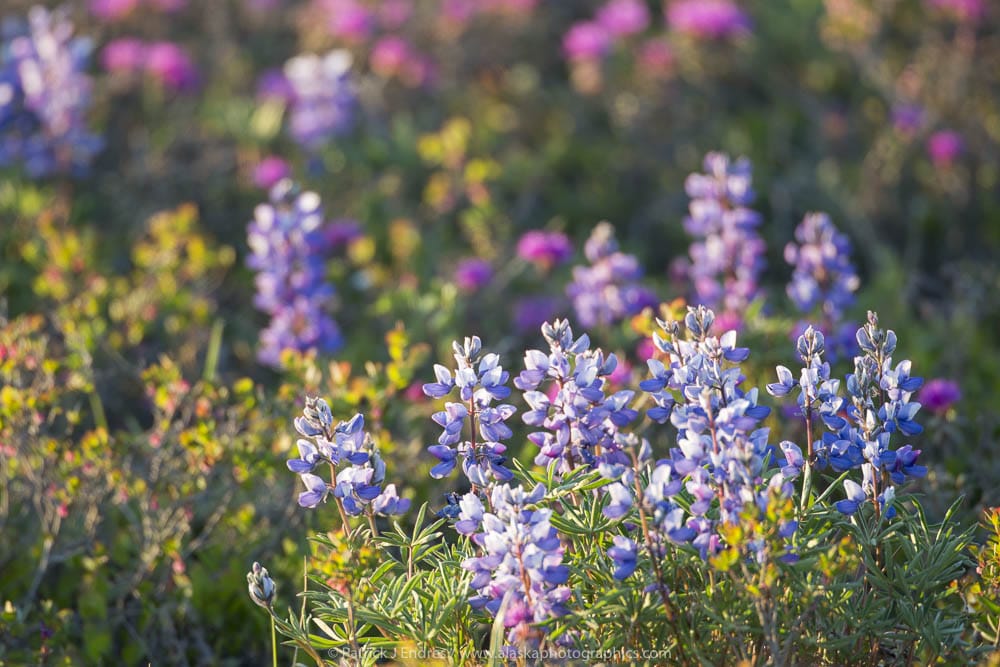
[768,312,927,517]
[422,336,516,487]
[567,222,657,328]
[462,483,570,649]
[621,305,791,566]
[282,50,356,151]
[289,397,410,516]
[246,180,342,366]
[0,6,101,177]
[666,0,752,40]
[784,212,860,359]
[673,153,765,331]
[563,0,651,63]
[515,319,638,476]
[516,230,572,271]
[101,39,198,93]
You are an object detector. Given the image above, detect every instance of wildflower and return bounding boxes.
[666,0,752,39]
[674,153,764,328]
[254,156,291,189]
[568,223,656,328]
[144,41,199,93]
[563,21,611,62]
[596,0,650,37]
[247,562,275,609]
[607,535,638,579]
[297,473,329,508]
[918,378,960,415]
[283,50,356,150]
[0,7,102,176]
[927,130,963,167]
[454,258,493,292]
[516,230,572,270]
[247,180,342,366]
[100,38,147,74]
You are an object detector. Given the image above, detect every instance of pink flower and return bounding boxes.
[517,231,572,269]
[927,130,963,167]
[322,0,375,41]
[144,42,199,93]
[563,21,612,62]
[918,378,961,415]
[636,338,657,361]
[101,38,147,74]
[254,156,291,189]
[666,0,751,39]
[597,0,650,38]
[371,36,412,77]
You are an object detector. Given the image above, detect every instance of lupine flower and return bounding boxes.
[607,535,638,579]
[771,313,926,517]
[563,21,612,62]
[253,156,291,189]
[282,50,356,151]
[144,41,199,93]
[927,130,963,167]
[784,212,860,360]
[516,230,572,270]
[517,318,638,475]
[246,562,275,609]
[423,336,516,487]
[0,7,102,176]
[596,0,651,37]
[635,306,792,563]
[290,399,409,517]
[246,180,342,366]
[463,483,571,649]
[666,0,752,39]
[454,258,493,292]
[673,153,765,328]
[568,222,657,328]
[918,378,960,415]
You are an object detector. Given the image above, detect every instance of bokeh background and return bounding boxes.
[1,0,998,663]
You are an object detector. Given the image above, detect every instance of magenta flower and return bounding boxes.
[517,230,572,269]
[371,36,412,77]
[927,130,963,167]
[378,0,413,28]
[454,258,493,292]
[666,0,751,39]
[144,42,199,93]
[321,0,375,42]
[101,38,147,74]
[597,0,650,37]
[563,21,612,62]
[254,156,291,189]
[918,378,960,415]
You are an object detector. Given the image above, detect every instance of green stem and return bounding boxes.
[270,614,278,667]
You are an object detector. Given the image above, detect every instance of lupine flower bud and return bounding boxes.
[247,562,275,609]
